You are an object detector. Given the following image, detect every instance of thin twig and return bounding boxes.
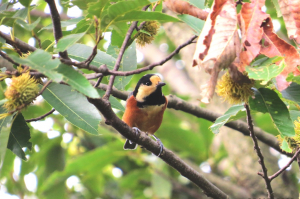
[103,20,139,100]
[25,108,55,122]
[45,0,69,59]
[0,50,20,66]
[94,74,103,88]
[103,5,150,100]
[269,148,300,181]
[244,103,274,199]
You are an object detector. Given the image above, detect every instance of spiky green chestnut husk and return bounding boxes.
[216,72,254,104]
[4,72,39,111]
[136,21,160,47]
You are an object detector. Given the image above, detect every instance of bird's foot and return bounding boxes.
[152,135,164,157]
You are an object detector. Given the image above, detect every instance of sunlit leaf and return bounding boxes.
[55,32,86,53]
[10,49,63,82]
[210,104,245,134]
[177,14,204,35]
[42,83,101,135]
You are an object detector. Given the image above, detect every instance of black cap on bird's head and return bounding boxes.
[133,74,166,106]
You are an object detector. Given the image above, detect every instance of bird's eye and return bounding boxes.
[145,81,151,86]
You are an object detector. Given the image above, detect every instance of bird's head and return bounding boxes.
[133,74,166,103]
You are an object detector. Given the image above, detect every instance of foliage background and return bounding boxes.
[0,0,299,198]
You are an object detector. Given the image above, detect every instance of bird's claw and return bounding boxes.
[152,135,164,157]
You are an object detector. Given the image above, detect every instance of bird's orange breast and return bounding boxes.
[122,95,167,134]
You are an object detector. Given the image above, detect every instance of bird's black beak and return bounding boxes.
[157,82,166,87]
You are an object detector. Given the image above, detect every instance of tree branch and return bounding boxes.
[93,83,290,157]
[245,104,274,199]
[269,148,300,182]
[25,108,55,122]
[0,31,37,53]
[87,97,228,199]
[45,0,69,59]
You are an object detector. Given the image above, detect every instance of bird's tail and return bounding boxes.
[123,139,137,150]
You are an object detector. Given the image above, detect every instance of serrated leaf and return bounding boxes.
[87,0,110,16]
[55,64,100,98]
[281,82,300,104]
[67,44,116,69]
[115,11,180,23]
[7,113,31,160]
[271,0,282,17]
[40,17,84,31]
[210,104,245,134]
[16,17,41,31]
[114,41,137,90]
[42,83,101,135]
[177,14,204,35]
[9,49,63,82]
[55,32,85,53]
[246,58,285,85]
[249,88,295,137]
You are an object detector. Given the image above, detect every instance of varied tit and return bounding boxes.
[122,74,167,156]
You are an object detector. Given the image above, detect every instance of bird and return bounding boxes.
[122,74,167,156]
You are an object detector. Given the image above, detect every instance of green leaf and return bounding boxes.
[115,11,180,23]
[210,104,245,134]
[87,0,110,16]
[40,17,84,31]
[271,0,282,17]
[281,139,292,153]
[281,82,300,105]
[0,107,13,174]
[177,14,204,35]
[42,83,101,135]
[97,90,124,112]
[151,162,172,198]
[19,0,32,7]
[7,113,32,160]
[55,32,85,53]
[184,0,205,9]
[249,88,295,137]
[67,44,116,69]
[286,73,300,85]
[41,39,54,52]
[114,41,137,90]
[246,57,285,85]
[16,17,41,31]
[56,64,100,98]
[10,49,63,82]
[12,8,28,19]
[289,110,300,122]
[108,0,149,19]
[40,141,125,192]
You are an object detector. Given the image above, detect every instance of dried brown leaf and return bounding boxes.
[279,0,300,44]
[260,18,300,90]
[192,0,238,102]
[238,0,269,69]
